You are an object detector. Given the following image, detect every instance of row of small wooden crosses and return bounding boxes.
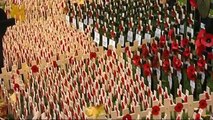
[3,0,66,22]
[0,42,212,119]
[3,14,97,71]
[0,0,95,119]
[0,0,212,120]
[68,0,196,43]
[67,0,212,90]
[75,19,212,99]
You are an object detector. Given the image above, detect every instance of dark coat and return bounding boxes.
[0,8,15,70]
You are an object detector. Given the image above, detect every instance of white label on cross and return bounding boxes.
[109,39,116,48]
[127,31,133,42]
[89,18,93,25]
[84,17,88,25]
[177,28,180,34]
[190,28,194,37]
[79,22,84,32]
[180,25,184,34]
[66,15,70,26]
[94,32,100,44]
[102,35,108,48]
[136,67,141,75]
[187,27,190,33]
[119,35,125,47]
[190,80,195,89]
[135,34,142,46]
[124,6,126,10]
[155,28,161,38]
[72,17,77,28]
[145,33,151,43]
[201,23,205,29]
[187,27,194,37]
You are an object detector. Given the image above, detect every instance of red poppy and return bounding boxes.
[16,70,20,75]
[163,49,170,59]
[122,114,132,120]
[160,35,166,48]
[157,19,161,26]
[152,105,160,116]
[132,55,141,66]
[184,96,188,102]
[205,92,210,99]
[95,23,99,29]
[142,44,149,58]
[147,88,151,97]
[53,61,58,68]
[138,25,142,31]
[143,63,151,76]
[181,38,189,48]
[187,65,196,81]
[178,90,182,97]
[199,99,207,109]
[174,103,183,112]
[119,25,124,32]
[152,55,159,68]
[125,47,129,53]
[173,56,182,71]
[110,31,115,38]
[158,87,162,95]
[196,39,206,56]
[207,53,213,60]
[107,49,112,57]
[176,116,181,120]
[201,33,213,47]
[195,113,200,120]
[183,47,190,58]
[197,29,206,39]
[196,37,204,47]
[102,26,106,33]
[188,18,193,25]
[168,28,174,38]
[151,42,158,54]
[164,22,168,28]
[14,83,20,91]
[197,57,206,71]
[163,59,170,74]
[90,52,97,59]
[149,14,153,19]
[31,65,39,73]
[69,57,75,64]
[128,22,133,28]
[172,40,179,51]
[190,0,198,8]
[164,93,168,99]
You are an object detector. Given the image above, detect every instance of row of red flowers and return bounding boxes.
[122,99,208,119]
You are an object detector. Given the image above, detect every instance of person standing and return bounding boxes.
[0,8,15,72]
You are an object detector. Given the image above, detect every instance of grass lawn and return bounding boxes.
[178,0,186,4]
[210,9,213,15]
[178,0,213,15]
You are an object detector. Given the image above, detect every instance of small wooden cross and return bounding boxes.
[58,54,66,70]
[20,62,30,85]
[116,43,123,56]
[131,40,138,52]
[1,67,10,90]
